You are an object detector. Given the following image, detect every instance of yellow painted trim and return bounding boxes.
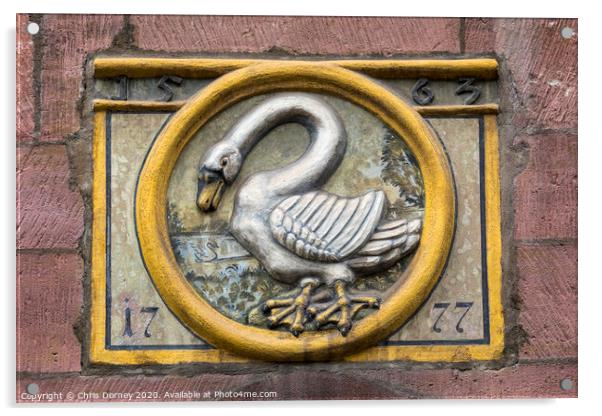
[90,349,249,365]
[483,115,505,357]
[90,111,107,364]
[416,104,499,116]
[134,61,455,362]
[333,59,498,80]
[94,99,499,116]
[93,99,187,112]
[94,58,498,80]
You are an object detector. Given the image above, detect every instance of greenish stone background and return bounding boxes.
[107,96,484,344]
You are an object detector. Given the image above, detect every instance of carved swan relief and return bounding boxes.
[196,93,423,336]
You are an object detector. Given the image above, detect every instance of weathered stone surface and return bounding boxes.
[466,18,577,130]
[17,252,83,373]
[17,14,35,142]
[514,132,577,240]
[16,362,576,402]
[40,14,123,141]
[132,16,460,54]
[517,243,577,359]
[17,145,84,249]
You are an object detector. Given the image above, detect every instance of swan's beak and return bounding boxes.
[197,168,226,212]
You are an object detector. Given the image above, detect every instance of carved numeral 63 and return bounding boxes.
[411,78,434,105]
[455,78,481,105]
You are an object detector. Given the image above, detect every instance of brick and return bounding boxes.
[16,362,576,402]
[514,132,577,240]
[361,362,577,399]
[17,145,84,249]
[132,16,460,55]
[15,371,402,402]
[40,14,123,141]
[17,14,35,142]
[367,363,579,399]
[237,370,405,399]
[17,252,83,373]
[466,18,577,130]
[517,244,577,359]
[16,373,257,402]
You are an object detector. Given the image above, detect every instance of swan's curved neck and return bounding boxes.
[226,94,347,196]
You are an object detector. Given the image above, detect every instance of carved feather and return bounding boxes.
[348,218,422,273]
[269,190,386,262]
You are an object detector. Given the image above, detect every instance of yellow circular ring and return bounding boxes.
[135,62,455,361]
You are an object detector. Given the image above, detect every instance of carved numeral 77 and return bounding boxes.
[432,302,450,333]
[454,302,473,333]
[431,301,474,333]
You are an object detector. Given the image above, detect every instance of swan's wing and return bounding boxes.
[269,190,386,262]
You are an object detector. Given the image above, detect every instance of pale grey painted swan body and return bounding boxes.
[197,93,421,336]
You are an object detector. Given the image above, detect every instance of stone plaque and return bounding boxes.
[89,58,503,364]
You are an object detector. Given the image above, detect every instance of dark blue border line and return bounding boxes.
[104,111,492,350]
[479,117,491,344]
[105,114,112,348]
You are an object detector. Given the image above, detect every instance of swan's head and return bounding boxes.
[196,141,242,211]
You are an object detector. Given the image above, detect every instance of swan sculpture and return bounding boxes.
[196,93,422,336]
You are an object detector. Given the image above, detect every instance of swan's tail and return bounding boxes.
[346,217,422,275]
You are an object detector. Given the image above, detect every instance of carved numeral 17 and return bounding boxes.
[140,307,159,337]
[123,305,159,338]
[123,300,133,337]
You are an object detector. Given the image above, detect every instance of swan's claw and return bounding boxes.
[314,280,381,337]
[261,280,378,337]
[261,281,318,337]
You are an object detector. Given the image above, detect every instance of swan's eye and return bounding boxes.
[220,157,229,167]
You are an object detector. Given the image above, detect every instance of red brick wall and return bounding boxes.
[16,15,577,400]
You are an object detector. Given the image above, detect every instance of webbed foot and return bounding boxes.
[313,280,381,336]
